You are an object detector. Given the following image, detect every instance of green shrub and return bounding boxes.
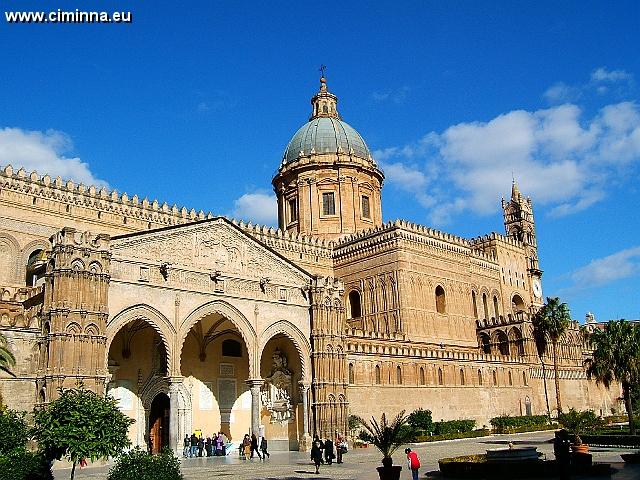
[490,415,549,433]
[433,419,476,435]
[558,408,604,443]
[0,409,29,455]
[0,450,53,480]
[415,429,490,442]
[108,447,183,480]
[408,408,433,433]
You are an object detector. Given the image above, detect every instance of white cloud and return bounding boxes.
[543,82,582,103]
[591,67,633,83]
[375,101,640,225]
[0,127,107,186]
[231,191,278,226]
[569,246,640,290]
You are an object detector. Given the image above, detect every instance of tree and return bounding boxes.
[584,319,640,435]
[0,333,16,376]
[532,296,571,416]
[355,410,414,468]
[407,408,433,434]
[32,385,134,480]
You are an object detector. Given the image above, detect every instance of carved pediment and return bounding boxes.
[111,218,310,285]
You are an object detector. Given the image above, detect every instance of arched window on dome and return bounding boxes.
[438,367,444,385]
[419,367,425,386]
[478,369,483,385]
[508,370,513,386]
[396,366,402,385]
[322,103,328,113]
[435,286,446,314]
[375,365,381,385]
[348,290,362,319]
[460,368,465,386]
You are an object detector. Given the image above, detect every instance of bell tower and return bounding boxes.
[273,76,384,240]
[502,181,543,303]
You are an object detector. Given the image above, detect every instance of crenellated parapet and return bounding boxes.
[0,164,214,235]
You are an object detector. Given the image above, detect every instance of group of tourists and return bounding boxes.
[309,434,348,474]
[183,432,227,457]
[239,433,270,460]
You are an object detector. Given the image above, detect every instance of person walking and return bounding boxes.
[251,433,261,459]
[324,437,335,465]
[183,434,190,458]
[242,434,251,460]
[336,433,346,464]
[405,448,421,480]
[311,438,323,474]
[312,435,325,464]
[260,435,270,459]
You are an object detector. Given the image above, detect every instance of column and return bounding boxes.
[298,382,312,451]
[168,377,183,455]
[246,378,264,436]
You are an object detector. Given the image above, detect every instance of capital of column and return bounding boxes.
[298,381,310,394]
[167,376,184,391]
[246,378,264,391]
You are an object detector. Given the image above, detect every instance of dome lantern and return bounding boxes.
[310,76,340,120]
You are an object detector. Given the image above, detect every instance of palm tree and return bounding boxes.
[355,410,413,469]
[584,320,640,435]
[532,297,571,416]
[0,333,16,375]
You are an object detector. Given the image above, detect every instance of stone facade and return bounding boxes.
[0,77,619,453]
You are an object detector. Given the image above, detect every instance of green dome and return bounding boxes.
[283,117,372,164]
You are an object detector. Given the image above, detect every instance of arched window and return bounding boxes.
[482,293,489,320]
[348,363,354,384]
[480,333,491,354]
[438,367,443,385]
[523,371,528,386]
[460,368,465,385]
[348,290,362,319]
[497,330,510,355]
[222,339,242,357]
[493,295,500,319]
[512,294,525,313]
[396,366,402,384]
[472,291,478,318]
[375,365,381,384]
[478,369,483,385]
[419,367,425,386]
[508,370,513,386]
[26,249,46,287]
[435,286,446,314]
[492,370,498,386]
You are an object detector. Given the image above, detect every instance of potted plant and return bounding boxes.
[557,408,603,453]
[355,410,414,480]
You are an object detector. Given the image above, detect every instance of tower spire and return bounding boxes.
[310,71,340,120]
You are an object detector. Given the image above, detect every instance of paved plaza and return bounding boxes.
[54,431,640,480]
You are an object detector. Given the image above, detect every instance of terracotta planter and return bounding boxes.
[376,465,402,480]
[571,443,589,454]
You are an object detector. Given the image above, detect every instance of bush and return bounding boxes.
[108,447,183,480]
[490,415,549,434]
[408,408,433,433]
[0,409,29,455]
[0,450,53,480]
[558,409,603,442]
[415,429,490,443]
[433,419,476,435]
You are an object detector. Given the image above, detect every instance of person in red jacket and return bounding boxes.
[405,448,421,480]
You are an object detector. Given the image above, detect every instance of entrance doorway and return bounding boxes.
[149,393,170,454]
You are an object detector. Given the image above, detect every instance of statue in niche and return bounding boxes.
[261,348,294,424]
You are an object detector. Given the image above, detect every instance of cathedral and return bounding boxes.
[0,77,617,452]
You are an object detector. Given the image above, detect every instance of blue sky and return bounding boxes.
[1,1,639,321]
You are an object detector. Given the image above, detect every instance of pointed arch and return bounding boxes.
[106,304,175,374]
[259,319,312,383]
[180,300,257,378]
